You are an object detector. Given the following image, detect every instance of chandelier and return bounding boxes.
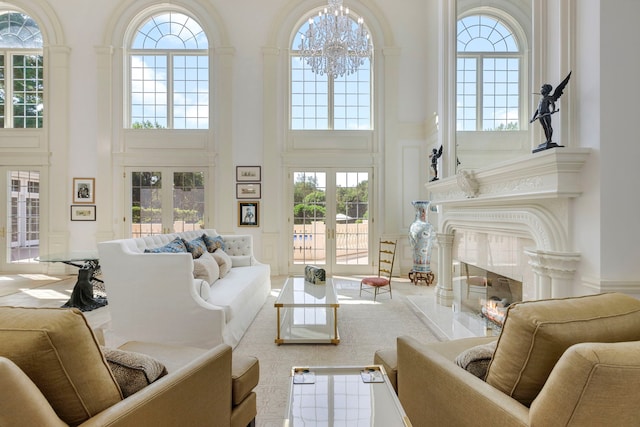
[298,0,373,79]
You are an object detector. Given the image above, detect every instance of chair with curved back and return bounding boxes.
[360,239,397,301]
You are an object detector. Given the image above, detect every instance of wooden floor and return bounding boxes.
[0,273,110,329]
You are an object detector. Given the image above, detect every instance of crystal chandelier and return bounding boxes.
[298,0,373,79]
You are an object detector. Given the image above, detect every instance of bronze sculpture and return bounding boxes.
[530,71,572,153]
[429,145,443,181]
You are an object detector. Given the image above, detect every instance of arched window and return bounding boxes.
[129,11,208,129]
[0,11,43,128]
[457,14,522,131]
[290,12,372,130]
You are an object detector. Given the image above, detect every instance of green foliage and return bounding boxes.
[486,122,519,131]
[131,206,200,223]
[131,120,166,129]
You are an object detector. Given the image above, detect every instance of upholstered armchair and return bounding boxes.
[376,293,640,427]
[0,306,259,427]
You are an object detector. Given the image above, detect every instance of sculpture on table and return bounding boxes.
[429,145,443,182]
[530,71,572,153]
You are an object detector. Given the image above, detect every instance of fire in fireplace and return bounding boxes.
[459,262,522,328]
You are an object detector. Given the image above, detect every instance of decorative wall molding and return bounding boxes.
[430,148,591,305]
[427,148,591,204]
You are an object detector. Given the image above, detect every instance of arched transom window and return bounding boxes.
[0,11,43,128]
[457,14,522,131]
[129,12,209,129]
[290,13,372,130]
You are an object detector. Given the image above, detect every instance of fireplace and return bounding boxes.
[456,261,522,329]
[427,148,589,309]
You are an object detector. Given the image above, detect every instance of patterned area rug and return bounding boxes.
[233,276,439,427]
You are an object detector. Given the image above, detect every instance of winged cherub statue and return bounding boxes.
[530,71,572,152]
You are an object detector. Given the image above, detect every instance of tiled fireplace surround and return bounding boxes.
[415,148,591,338]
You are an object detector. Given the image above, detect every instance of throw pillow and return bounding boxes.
[101,347,168,398]
[454,340,497,379]
[144,237,187,253]
[212,249,232,278]
[485,293,640,407]
[182,236,208,259]
[202,233,226,252]
[193,251,219,285]
[194,279,211,301]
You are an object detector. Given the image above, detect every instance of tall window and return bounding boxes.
[457,14,522,131]
[0,11,44,128]
[129,12,209,129]
[290,17,372,130]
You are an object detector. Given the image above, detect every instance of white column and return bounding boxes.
[435,233,454,306]
[525,249,580,299]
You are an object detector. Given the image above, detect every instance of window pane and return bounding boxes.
[130,12,209,129]
[458,14,521,131]
[173,54,208,129]
[132,12,208,49]
[291,57,329,130]
[334,57,371,130]
[12,54,43,128]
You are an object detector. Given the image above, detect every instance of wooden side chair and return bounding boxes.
[360,239,397,301]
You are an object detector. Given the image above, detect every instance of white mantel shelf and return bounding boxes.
[426,148,591,205]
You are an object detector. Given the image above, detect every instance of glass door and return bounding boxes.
[0,168,42,272]
[290,169,371,276]
[128,168,206,237]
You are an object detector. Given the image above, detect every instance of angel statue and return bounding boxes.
[530,71,571,152]
[429,145,443,182]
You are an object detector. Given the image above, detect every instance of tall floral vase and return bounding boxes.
[408,200,435,285]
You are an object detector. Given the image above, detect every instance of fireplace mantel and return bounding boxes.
[427,148,591,205]
[426,148,591,307]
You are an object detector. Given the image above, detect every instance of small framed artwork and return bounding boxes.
[236,183,261,199]
[70,205,96,221]
[236,166,261,182]
[238,201,259,227]
[73,177,95,204]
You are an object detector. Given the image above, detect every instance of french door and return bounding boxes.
[0,168,43,272]
[127,168,206,237]
[290,169,371,276]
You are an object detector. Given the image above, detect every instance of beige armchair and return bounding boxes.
[376,293,640,427]
[0,306,258,427]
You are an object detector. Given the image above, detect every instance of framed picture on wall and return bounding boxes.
[238,201,259,227]
[72,177,95,204]
[236,183,261,199]
[70,205,96,221]
[236,166,261,182]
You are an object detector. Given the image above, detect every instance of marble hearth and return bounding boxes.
[426,148,591,309]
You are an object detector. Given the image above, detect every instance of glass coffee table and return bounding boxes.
[284,365,412,426]
[275,276,340,345]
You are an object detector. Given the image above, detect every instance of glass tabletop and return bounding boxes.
[285,365,410,426]
[275,276,338,307]
[36,251,99,263]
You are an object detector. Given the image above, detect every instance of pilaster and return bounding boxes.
[435,232,454,306]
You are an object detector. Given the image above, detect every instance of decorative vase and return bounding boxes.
[409,200,435,273]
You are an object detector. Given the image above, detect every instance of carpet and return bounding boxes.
[0,274,66,297]
[233,276,439,427]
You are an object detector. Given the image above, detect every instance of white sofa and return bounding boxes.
[97,229,271,349]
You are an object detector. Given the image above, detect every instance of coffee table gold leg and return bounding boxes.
[276,306,282,345]
[331,306,340,344]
